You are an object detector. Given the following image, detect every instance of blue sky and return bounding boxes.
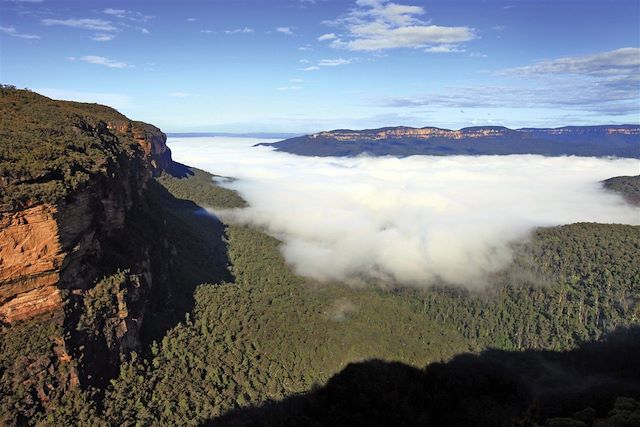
[1,0,639,132]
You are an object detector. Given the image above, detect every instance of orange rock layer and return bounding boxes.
[310,125,639,142]
[0,204,64,323]
[0,121,171,325]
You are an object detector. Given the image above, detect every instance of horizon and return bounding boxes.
[164,122,640,136]
[1,0,639,133]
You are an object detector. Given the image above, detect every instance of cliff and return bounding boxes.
[261,124,640,157]
[0,88,174,398]
[1,88,170,325]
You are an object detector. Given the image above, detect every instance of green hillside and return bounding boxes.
[603,175,640,206]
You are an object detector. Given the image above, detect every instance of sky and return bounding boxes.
[1,0,639,132]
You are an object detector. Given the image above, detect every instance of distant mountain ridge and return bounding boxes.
[260,124,640,158]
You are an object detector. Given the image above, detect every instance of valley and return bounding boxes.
[1,89,639,426]
[2,0,639,425]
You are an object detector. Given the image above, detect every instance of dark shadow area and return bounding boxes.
[136,177,233,346]
[66,167,234,389]
[209,327,640,427]
[165,160,196,179]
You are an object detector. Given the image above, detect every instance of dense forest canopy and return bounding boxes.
[0,86,160,209]
[603,175,640,206]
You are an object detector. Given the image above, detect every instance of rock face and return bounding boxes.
[311,126,517,141]
[0,90,176,396]
[0,123,168,326]
[310,125,639,142]
[0,204,63,323]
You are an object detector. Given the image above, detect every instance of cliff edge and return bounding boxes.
[0,88,180,413]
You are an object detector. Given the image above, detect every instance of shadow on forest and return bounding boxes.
[208,327,640,427]
[70,163,234,388]
[139,171,233,346]
[165,161,196,179]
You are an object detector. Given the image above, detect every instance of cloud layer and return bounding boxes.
[169,137,639,289]
[322,0,475,52]
[386,48,640,115]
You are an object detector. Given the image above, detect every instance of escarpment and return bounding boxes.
[0,88,177,390]
[263,124,640,157]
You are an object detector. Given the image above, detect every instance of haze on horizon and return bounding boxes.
[1,0,639,133]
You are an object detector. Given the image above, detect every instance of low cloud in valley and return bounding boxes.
[170,137,639,288]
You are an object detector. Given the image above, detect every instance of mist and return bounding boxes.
[168,137,639,288]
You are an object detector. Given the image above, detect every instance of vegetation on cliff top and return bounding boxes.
[0,86,160,209]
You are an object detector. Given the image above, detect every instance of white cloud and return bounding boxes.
[301,58,353,71]
[91,33,114,41]
[42,18,116,31]
[323,0,475,52]
[276,26,294,35]
[225,27,254,34]
[102,8,126,17]
[298,45,313,51]
[77,55,132,68]
[168,137,640,289]
[318,33,337,41]
[424,44,464,53]
[0,25,40,39]
[385,48,640,116]
[277,86,303,91]
[186,18,197,22]
[507,47,640,77]
[318,58,352,66]
[103,8,153,23]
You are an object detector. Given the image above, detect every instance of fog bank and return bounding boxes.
[169,137,639,288]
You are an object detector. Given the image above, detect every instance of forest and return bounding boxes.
[2,159,638,426]
[0,86,162,209]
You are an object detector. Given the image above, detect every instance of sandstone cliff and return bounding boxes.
[0,114,170,327]
[0,89,174,396]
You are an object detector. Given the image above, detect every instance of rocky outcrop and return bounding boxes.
[132,121,172,175]
[311,126,516,141]
[310,125,639,142]
[0,204,63,323]
[0,120,168,326]
[0,89,186,422]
